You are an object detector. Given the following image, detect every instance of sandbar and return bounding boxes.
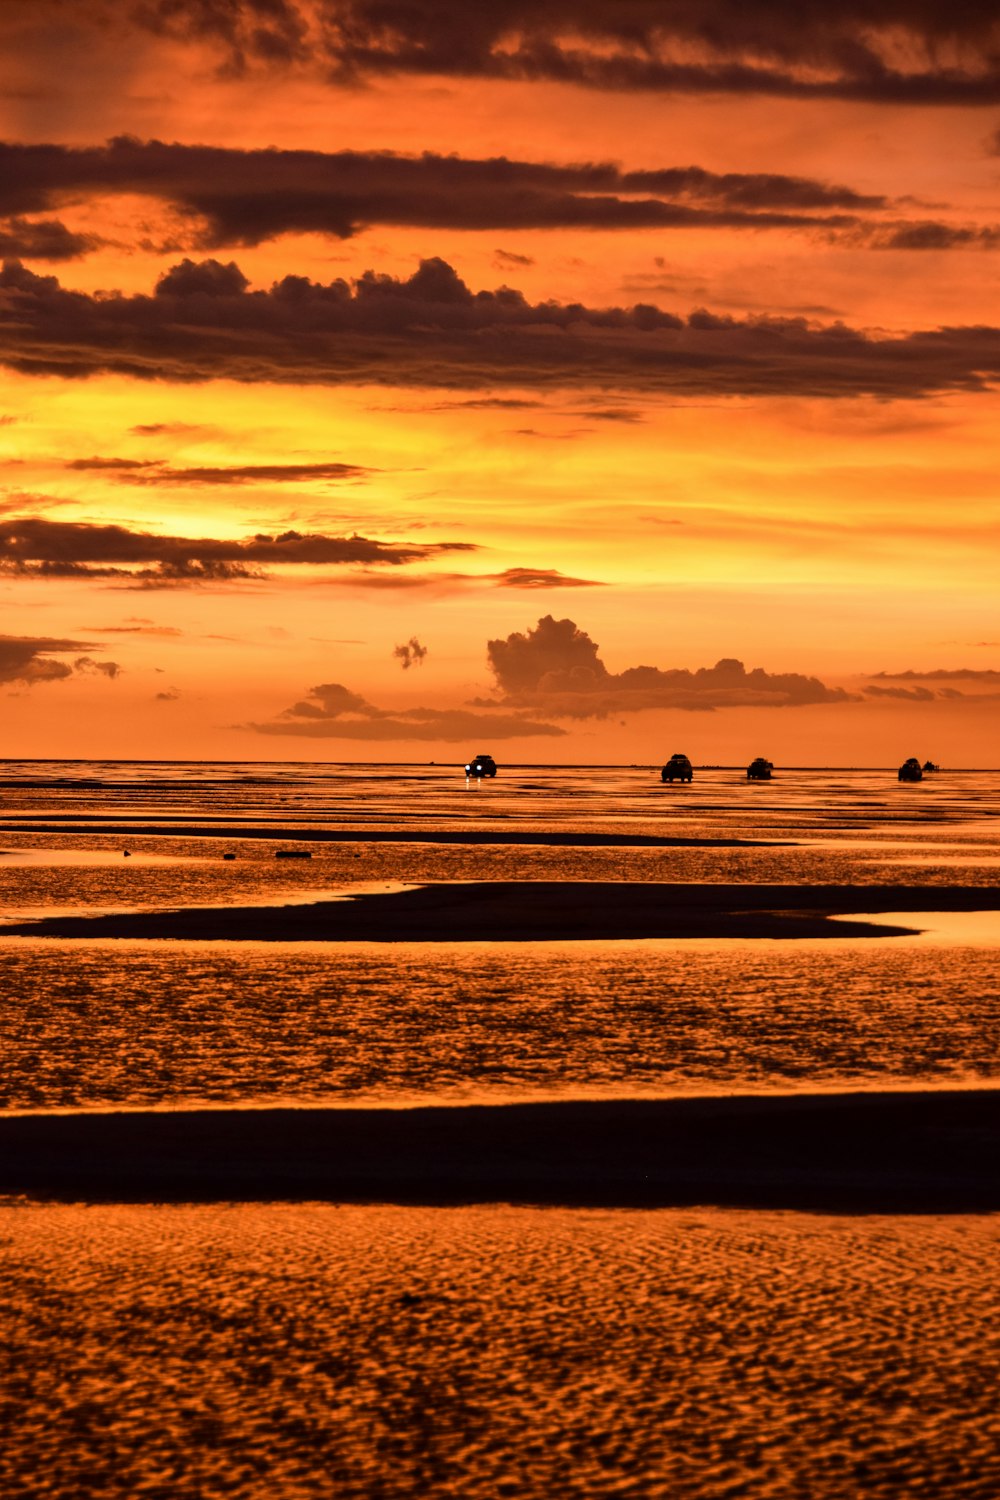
[0,822,786,847]
[4,880,1000,942]
[1,1090,996,1211]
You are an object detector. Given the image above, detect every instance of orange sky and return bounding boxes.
[1,0,999,763]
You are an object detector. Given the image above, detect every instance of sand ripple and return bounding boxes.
[0,1204,996,1498]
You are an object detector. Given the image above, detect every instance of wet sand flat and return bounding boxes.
[6,879,1000,941]
[3,1202,997,1499]
[0,822,788,847]
[3,1089,998,1211]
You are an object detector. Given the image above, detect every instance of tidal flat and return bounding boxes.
[2,762,999,1495]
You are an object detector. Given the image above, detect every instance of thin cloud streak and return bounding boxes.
[67,457,373,485]
[0,516,475,586]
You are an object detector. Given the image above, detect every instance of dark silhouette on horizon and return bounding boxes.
[747,757,774,780]
[465,753,497,778]
[662,753,693,783]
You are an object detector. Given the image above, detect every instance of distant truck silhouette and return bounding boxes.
[747,757,774,781]
[661,753,693,783]
[898,757,923,782]
[465,753,497,778]
[922,760,940,773]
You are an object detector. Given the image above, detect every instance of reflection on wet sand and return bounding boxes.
[2,763,1000,1497]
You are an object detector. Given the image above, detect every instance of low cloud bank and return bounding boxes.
[250,680,565,741]
[483,615,857,716]
[2,258,1000,399]
[249,614,858,743]
[0,517,473,586]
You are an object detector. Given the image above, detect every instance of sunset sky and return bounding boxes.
[2,0,1000,763]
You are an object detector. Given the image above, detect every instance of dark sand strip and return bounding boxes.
[0,822,787,847]
[4,881,1000,942]
[1,1091,996,1211]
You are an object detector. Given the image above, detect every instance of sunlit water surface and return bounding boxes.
[2,762,1000,1108]
[3,763,999,1498]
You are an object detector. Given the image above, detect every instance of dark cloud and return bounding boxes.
[129,422,205,435]
[838,221,1000,251]
[863,684,936,701]
[484,615,857,716]
[871,668,1000,681]
[393,636,427,669]
[409,397,545,412]
[0,217,98,261]
[46,2,1000,106]
[154,689,181,701]
[0,139,888,251]
[67,456,372,485]
[84,619,184,636]
[67,457,159,472]
[574,406,645,423]
[494,250,535,268]
[4,257,1000,399]
[0,633,117,685]
[0,516,474,585]
[492,567,603,588]
[312,564,604,591]
[74,654,122,678]
[249,678,565,740]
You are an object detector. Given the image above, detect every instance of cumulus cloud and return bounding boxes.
[483,615,857,715]
[27,2,1000,106]
[393,636,427,669]
[0,516,474,585]
[3,257,1000,399]
[248,678,565,740]
[0,633,118,685]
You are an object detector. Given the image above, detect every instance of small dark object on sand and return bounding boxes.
[123,850,131,858]
[222,852,236,861]
[275,850,312,859]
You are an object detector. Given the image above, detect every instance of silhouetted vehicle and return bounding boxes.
[465,753,497,778]
[661,753,693,783]
[898,757,923,782]
[922,760,940,773]
[747,757,773,781]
